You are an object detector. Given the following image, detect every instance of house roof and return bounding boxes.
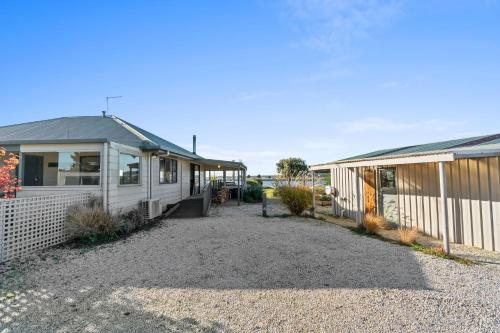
[311,133,500,170]
[0,116,199,159]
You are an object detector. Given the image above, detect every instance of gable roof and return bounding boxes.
[0,116,199,159]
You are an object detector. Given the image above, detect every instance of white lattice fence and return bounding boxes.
[0,193,91,262]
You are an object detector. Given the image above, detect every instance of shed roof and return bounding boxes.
[311,133,500,170]
[0,116,199,159]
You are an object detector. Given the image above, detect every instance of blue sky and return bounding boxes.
[1,1,499,174]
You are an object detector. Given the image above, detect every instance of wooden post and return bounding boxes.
[223,171,227,187]
[439,161,451,254]
[355,167,363,227]
[262,192,268,217]
[311,171,315,217]
[237,168,241,206]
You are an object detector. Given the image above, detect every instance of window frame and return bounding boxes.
[118,152,142,186]
[159,157,178,184]
[21,151,102,187]
[378,167,397,194]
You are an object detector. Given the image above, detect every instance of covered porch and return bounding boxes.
[198,158,247,206]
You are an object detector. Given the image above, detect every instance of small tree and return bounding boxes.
[0,148,21,198]
[276,157,309,186]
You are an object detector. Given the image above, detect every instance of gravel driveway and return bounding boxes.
[1,203,499,332]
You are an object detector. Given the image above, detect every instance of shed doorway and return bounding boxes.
[363,169,376,214]
[377,167,398,224]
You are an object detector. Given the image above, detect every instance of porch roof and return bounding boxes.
[196,158,246,171]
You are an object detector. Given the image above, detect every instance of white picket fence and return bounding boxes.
[0,193,91,262]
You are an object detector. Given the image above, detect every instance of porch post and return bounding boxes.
[237,168,241,206]
[354,167,363,227]
[330,168,335,216]
[223,171,227,187]
[311,171,315,217]
[438,161,451,254]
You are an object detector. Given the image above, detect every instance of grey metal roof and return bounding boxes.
[0,116,199,159]
[340,134,500,161]
[195,158,247,170]
[120,119,198,158]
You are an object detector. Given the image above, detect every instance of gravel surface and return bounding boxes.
[1,203,499,332]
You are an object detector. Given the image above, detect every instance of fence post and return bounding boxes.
[262,192,268,217]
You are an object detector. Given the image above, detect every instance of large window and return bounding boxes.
[159,157,177,184]
[58,152,100,185]
[22,151,100,186]
[119,153,141,185]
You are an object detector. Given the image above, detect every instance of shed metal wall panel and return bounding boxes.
[330,157,499,252]
[491,157,500,251]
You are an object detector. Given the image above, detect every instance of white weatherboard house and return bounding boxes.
[311,134,500,253]
[0,115,246,215]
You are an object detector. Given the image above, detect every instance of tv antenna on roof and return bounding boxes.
[105,96,122,114]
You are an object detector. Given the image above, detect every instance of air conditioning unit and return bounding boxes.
[142,199,162,220]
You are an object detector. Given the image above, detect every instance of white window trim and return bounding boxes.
[118,150,142,187]
[159,157,178,185]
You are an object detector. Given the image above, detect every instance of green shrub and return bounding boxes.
[277,186,313,216]
[120,207,147,233]
[66,201,119,241]
[243,184,263,203]
[318,194,331,201]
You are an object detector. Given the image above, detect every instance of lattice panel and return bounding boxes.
[0,193,91,262]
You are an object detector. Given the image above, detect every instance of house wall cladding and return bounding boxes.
[330,157,500,252]
[0,192,91,262]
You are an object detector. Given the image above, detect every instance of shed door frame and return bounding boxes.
[363,168,377,215]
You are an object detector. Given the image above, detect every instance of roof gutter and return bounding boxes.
[311,151,457,171]
[0,138,109,145]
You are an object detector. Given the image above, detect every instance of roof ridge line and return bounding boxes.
[0,116,70,129]
[448,133,500,149]
[110,116,156,145]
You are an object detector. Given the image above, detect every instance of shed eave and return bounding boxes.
[311,151,457,170]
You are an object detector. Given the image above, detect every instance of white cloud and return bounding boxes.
[283,0,404,52]
[337,117,468,133]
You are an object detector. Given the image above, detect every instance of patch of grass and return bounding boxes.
[411,243,475,265]
[264,188,276,198]
[341,223,475,265]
